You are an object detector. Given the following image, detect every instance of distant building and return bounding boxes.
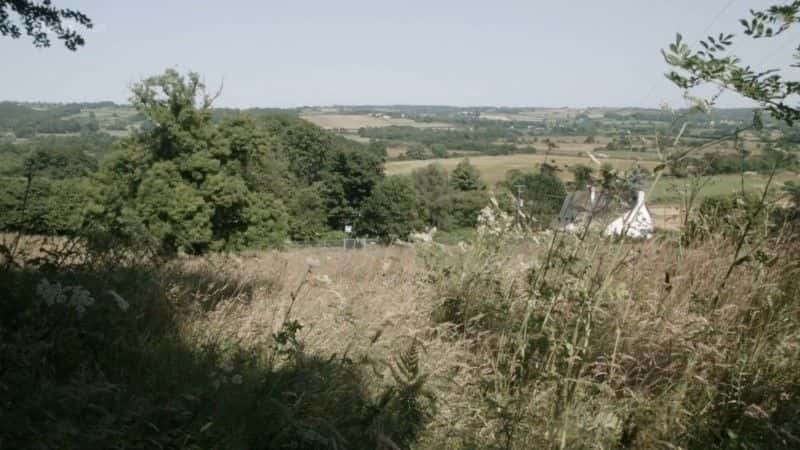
[557,187,654,238]
[557,186,612,231]
[604,191,653,239]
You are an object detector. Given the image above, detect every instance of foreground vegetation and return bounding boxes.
[3,199,799,448]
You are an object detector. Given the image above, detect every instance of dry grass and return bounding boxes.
[178,246,426,357]
[161,223,800,448]
[5,218,799,448]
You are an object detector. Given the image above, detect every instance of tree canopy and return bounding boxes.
[359,176,420,242]
[450,158,484,191]
[0,0,92,50]
[91,70,291,254]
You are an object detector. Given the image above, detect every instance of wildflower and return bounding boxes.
[68,286,94,317]
[231,374,243,385]
[36,279,66,306]
[36,278,95,318]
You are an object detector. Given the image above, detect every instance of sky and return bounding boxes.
[1,0,797,108]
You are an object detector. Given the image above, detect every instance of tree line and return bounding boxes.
[0,70,571,252]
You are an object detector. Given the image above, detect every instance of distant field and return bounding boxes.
[479,108,577,122]
[340,134,371,143]
[385,153,660,185]
[301,113,454,131]
[385,153,799,208]
[648,171,799,204]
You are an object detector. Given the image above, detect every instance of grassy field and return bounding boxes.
[385,152,798,224]
[385,153,661,185]
[648,171,799,204]
[300,113,454,131]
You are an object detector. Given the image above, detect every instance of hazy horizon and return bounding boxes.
[2,0,797,109]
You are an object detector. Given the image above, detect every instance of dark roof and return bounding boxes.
[559,189,612,222]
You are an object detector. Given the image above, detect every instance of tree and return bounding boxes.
[262,115,335,185]
[569,164,594,190]
[430,143,449,158]
[447,190,488,228]
[502,169,566,226]
[0,0,92,50]
[91,70,290,254]
[23,147,98,179]
[321,144,384,229]
[367,140,388,159]
[663,1,800,124]
[404,144,429,160]
[258,113,386,238]
[450,158,484,191]
[359,176,420,242]
[412,163,453,229]
[0,175,88,234]
[287,185,328,240]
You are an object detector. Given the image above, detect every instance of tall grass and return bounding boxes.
[415,204,800,448]
[2,194,799,448]
[0,247,433,449]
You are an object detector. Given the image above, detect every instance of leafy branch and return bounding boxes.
[663,1,800,125]
[0,0,92,50]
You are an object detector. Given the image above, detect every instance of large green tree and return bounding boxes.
[321,144,384,230]
[411,163,453,229]
[359,176,420,242]
[450,158,484,191]
[91,70,290,254]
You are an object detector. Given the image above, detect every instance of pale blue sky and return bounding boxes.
[1,0,796,108]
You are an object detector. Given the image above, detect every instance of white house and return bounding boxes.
[604,190,654,239]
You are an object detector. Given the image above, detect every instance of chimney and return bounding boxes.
[636,190,646,207]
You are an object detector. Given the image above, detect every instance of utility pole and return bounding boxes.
[514,184,525,228]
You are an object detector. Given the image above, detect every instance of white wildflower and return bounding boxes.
[36,279,95,317]
[36,279,66,306]
[67,285,94,317]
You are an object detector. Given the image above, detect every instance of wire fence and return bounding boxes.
[287,238,381,250]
